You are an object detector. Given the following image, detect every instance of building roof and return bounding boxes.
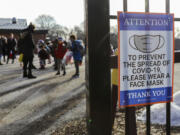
[0,18,27,30]
[0,18,48,34]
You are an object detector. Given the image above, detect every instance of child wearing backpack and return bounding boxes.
[76,40,85,65]
[70,35,83,78]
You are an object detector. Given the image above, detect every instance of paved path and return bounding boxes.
[0,56,85,135]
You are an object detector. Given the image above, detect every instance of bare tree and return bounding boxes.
[35,14,56,29]
[48,24,70,40]
[71,25,85,42]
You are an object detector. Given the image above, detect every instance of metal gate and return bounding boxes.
[85,0,180,134]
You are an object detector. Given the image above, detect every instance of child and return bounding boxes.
[38,45,49,69]
[55,37,67,75]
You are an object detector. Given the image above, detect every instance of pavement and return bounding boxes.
[0,56,86,135]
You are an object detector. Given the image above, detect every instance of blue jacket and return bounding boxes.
[71,40,82,61]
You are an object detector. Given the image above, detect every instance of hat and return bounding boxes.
[38,39,44,44]
[27,23,35,32]
[58,37,63,41]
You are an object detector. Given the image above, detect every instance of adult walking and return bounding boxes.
[0,36,3,65]
[2,36,8,62]
[6,33,17,64]
[70,35,82,78]
[21,23,36,79]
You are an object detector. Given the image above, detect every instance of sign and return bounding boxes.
[118,12,174,107]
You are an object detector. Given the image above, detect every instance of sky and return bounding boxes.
[0,0,180,28]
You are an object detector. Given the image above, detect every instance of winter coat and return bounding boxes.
[6,38,16,59]
[7,38,16,53]
[71,40,82,61]
[2,38,7,55]
[0,38,3,54]
[51,44,57,57]
[17,38,24,54]
[38,49,49,60]
[21,32,35,58]
[55,42,67,59]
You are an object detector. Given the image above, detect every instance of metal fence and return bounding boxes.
[85,0,180,134]
[110,0,180,135]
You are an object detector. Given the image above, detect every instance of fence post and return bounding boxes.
[85,0,112,134]
[123,0,127,12]
[146,105,151,135]
[125,107,137,135]
[122,0,137,135]
[166,0,171,135]
[145,1,151,135]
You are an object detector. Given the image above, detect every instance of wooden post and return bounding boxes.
[85,0,112,134]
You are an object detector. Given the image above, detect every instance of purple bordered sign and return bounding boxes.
[118,12,174,107]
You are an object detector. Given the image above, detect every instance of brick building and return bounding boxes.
[0,17,48,44]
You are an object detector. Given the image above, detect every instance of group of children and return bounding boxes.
[37,37,69,76]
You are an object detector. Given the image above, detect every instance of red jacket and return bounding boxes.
[55,42,67,59]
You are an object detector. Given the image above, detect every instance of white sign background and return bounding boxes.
[120,31,173,90]
[118,12,174,107]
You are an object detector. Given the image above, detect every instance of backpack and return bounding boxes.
[76,40,85,57]
[39,49,49,59]
[45,45,51,54]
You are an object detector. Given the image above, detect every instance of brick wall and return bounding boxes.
[32,33,46,45]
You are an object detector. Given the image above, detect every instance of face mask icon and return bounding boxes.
[129,35,165,53]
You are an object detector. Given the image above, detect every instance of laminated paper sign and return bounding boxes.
[118,12,174,107]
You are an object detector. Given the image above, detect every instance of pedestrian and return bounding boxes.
[2,36,7,62]
[6,33,17,64]
[0,35,3,65]
[38,40,49,69]
[69,35,83,78]
[55,37,67,75]
[21,23,36,79]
